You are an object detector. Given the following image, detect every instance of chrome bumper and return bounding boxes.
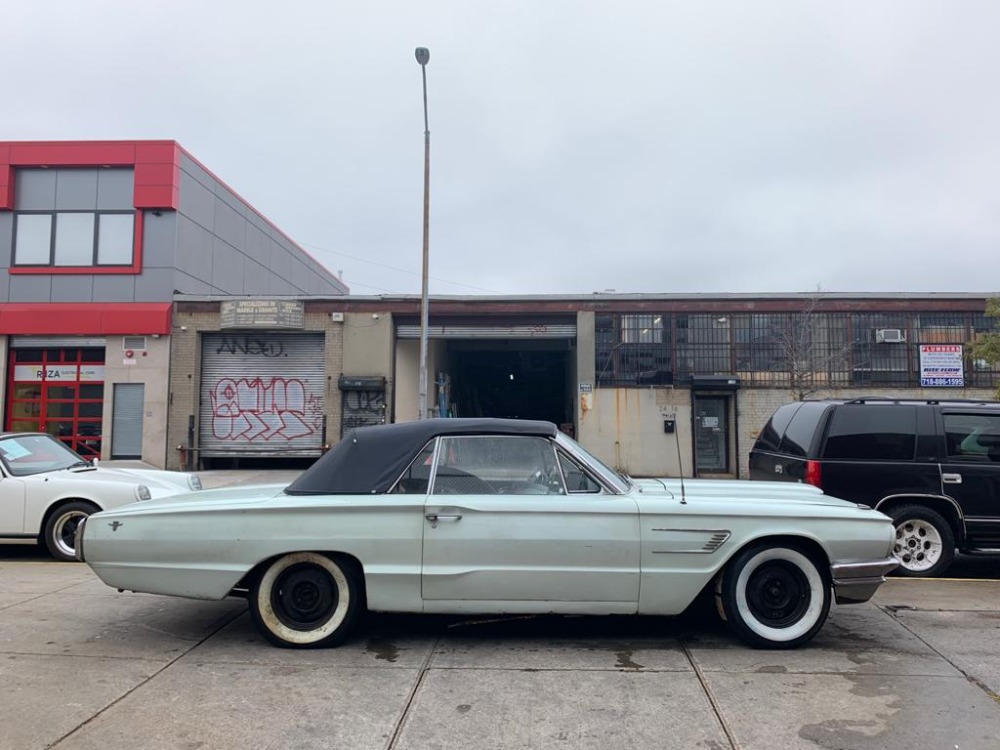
[830,557,898,604]
[75,516,87,563]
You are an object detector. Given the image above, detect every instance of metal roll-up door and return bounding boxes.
[111,383,144,459]
[199,333,326,457]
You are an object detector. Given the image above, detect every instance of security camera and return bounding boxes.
[372,314,380,320]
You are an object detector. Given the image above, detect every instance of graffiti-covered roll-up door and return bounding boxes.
[200,333,326,457]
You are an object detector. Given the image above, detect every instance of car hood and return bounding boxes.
[632,477,861,509]
[96,483,289,516]
[39,466,190,496]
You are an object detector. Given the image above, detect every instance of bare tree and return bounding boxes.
[972,297,1000,400]
[776,286,854,401]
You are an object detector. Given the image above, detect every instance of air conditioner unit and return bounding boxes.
[875,328,906,343]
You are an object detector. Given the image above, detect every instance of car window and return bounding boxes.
[0,433,87,476]
[943,413,1000,463]
[777,401,829,457]
[557,451,603,494]
[755,402,800,451]
[390,442,436,494]
[823,405,917,461]
[432,435,565,495]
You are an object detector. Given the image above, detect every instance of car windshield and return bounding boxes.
[0,434,88,477]
[553,431,629,493]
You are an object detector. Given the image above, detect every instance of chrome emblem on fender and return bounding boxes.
[109,521,123,531]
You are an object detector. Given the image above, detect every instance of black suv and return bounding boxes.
[749,398,1000,577]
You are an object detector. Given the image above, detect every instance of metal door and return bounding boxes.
[694,396,729,473]
[200,333,326,457]
[111,383,144,459]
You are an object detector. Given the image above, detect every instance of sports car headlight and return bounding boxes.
[188,475,202,491]
[135,484,152,501]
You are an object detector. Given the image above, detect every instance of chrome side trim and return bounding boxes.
[830,557,898,605]
[875,493,966,525]
[649,529,731,554]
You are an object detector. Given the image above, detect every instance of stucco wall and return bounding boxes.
[100,335,172,467]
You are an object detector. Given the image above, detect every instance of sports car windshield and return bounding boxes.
[553,431,629,493]
[0,434,88,477]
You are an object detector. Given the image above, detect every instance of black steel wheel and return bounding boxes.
[249,552,362,648]
[717,543,831,649]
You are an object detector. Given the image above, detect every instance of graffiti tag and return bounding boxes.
[209,377,321,441]
[214,337,287,357]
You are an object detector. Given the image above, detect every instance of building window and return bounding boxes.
[13,211,135,267]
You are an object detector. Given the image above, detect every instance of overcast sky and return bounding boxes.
[6,1,999,296]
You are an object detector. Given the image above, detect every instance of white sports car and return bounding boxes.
[0,432,201,561]
[78,419,897,649]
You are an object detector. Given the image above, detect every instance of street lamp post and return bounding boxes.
[415,46,431,420]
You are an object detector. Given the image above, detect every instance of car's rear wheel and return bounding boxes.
[717,543,831,649]
[888,505,955,577]
[42,501,98,561]
[248,552,362,648]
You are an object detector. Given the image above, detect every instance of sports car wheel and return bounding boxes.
[717,543,831,649]
[42,501,98,562]
[249,553,362,648]
[888,505,955,578]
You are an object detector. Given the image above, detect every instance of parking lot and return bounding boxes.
[2,469,999,750]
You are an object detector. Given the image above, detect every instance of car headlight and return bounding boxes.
[188,475,202,491]
[136,484,152,501]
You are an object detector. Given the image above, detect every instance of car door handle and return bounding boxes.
[942,473,962,484]
[425,513,462,522]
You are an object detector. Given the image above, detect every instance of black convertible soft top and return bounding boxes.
[285,418,559,495]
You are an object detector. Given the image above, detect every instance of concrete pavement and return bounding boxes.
[1,562,998,750]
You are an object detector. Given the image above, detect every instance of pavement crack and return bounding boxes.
[682,643,741,750]
[384,634,441,750]
[877,603,1000,703]
[43,604,246,749]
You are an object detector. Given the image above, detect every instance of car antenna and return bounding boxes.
[674,422,687,504]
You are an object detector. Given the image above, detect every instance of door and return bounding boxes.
[111,384,144,459]
[694,396,729,473]
[939,411,1000,548]
[420,434,640,610]
[0,472,27,534]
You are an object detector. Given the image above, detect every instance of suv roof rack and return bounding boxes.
[843,397,996,405]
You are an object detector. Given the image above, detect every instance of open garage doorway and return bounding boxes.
[394,319,578,434]
[448,341,573,426]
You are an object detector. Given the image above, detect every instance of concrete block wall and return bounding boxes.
[166,309,344,470]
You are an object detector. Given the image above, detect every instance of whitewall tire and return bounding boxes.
[248,552,362,648]
[718,543,831,649]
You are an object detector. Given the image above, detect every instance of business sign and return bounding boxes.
[13,365,105,382]
[919,344,964,387]
[220,300,305,329]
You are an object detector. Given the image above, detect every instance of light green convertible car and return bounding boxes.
[77,419,897,650]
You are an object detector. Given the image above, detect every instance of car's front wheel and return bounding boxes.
[717,543,831,649]
[888,505,955,577]
[248,552,363,648]
[42,501,98,561]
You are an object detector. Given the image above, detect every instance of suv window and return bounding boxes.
[943,413,1000,462]
[777,401,829,457]
[756,402,800,451]
[823,405,917,461]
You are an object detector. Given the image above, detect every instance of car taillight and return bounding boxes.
[804,460,822,488]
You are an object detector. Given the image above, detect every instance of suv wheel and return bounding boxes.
[888,505,955,578]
